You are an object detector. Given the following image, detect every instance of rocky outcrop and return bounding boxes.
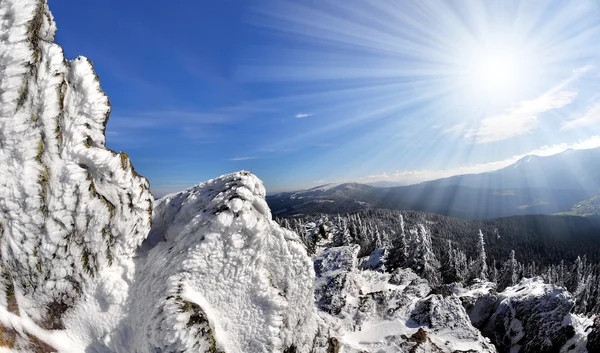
[587,317,600,352]
[314,246,497,352]
[122,172,320,353]
[0,2,320,352]
[460,278,579,353]
[0,0,152,350]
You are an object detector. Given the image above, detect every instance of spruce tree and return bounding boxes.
[477,229,488,281]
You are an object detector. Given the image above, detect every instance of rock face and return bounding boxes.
[0,0,152,350]
[461,278,578,353]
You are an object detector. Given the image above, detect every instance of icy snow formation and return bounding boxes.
[122,171,319,353]
[0,0,153,350]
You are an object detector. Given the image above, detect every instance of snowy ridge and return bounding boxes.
[124,171,319,353]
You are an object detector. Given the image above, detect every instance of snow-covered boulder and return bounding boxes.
[314,247,497,352]
[481,277,576,353]
[314,245,360,315]
[0,0,152,351]
[459,281,499,328]
[122,171,319,353]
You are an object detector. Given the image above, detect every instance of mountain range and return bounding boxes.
[2,1,600,352]
[267,147,600,219]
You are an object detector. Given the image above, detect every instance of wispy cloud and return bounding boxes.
[357,136,600,185]
[229,156,259,161]
[465,90,577,143]
[295,113,314,118]
[465,65,592,144]
[562,102,600,130]
[442,124,465,135]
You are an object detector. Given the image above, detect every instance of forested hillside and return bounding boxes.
[278,209,600,315]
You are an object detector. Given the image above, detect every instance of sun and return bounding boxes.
[470,51,519,90]
[459,42,536,104]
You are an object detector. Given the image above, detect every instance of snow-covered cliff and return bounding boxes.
[0,0,153,351]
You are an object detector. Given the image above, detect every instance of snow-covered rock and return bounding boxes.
[459,281,499,328]
[122,171,319,353]
[473,277,578,353]
[0,0,152,351]
[314,246,497,352]
[0,2,320,352]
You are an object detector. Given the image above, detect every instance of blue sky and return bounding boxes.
[49,0,600,196]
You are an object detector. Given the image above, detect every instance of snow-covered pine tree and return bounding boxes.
[568,256,584,293]
[476,229,488,281]
[499,250,519,290]
[408,224,440,286]
[386,214,409,270]
[491,259,498,284]
[341,220,353,246]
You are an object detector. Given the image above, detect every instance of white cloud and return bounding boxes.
[229,156,259,161]
[562,102,600,130]
[573,64,594,76]
[442,124,465,135]
[357,136,600,185]
[464,65,593,144]
[295,113,313,118]
[465,90,577,143]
